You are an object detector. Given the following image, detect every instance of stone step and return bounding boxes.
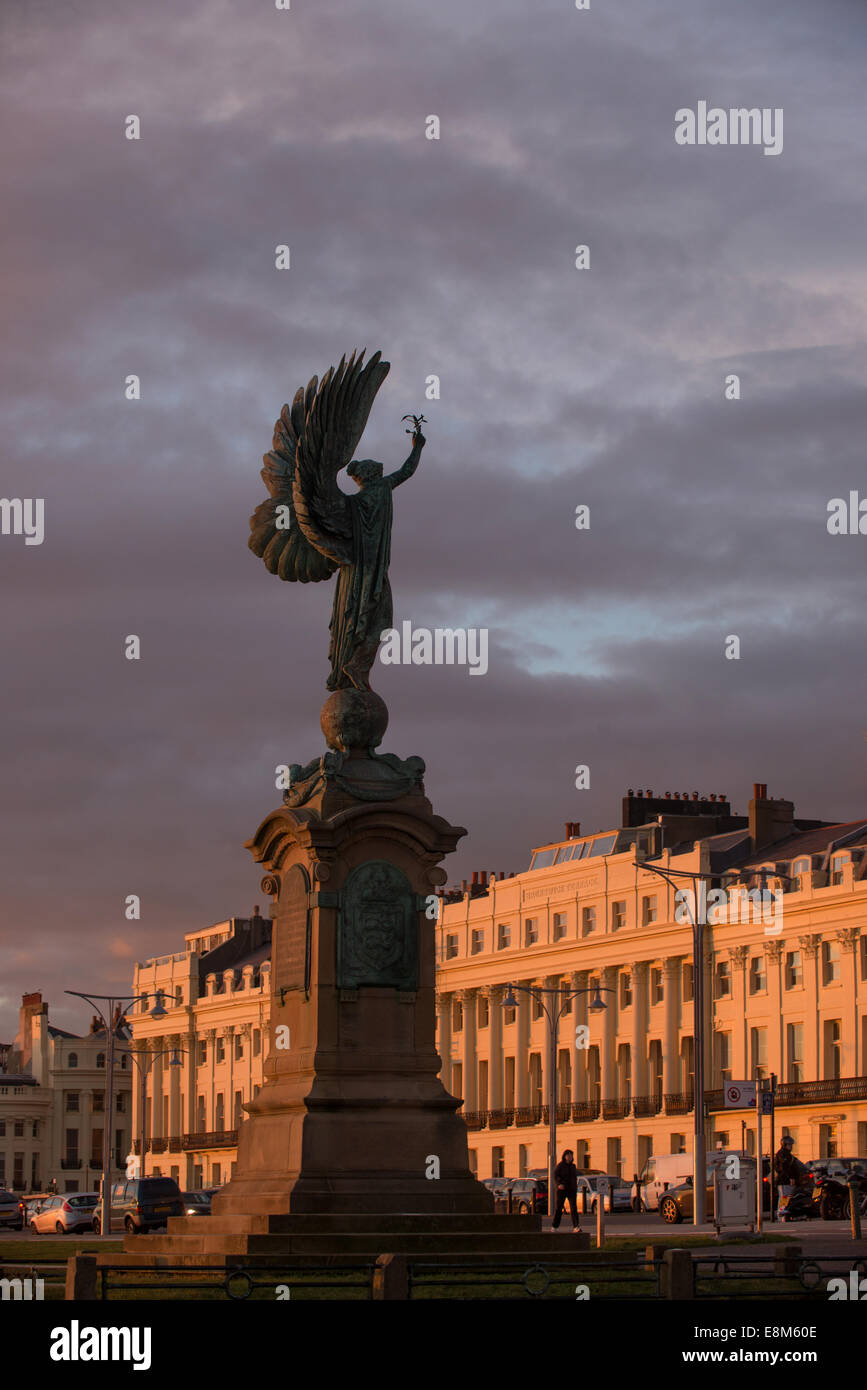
[124,1230,591,1257]
[165,1212,538,1236]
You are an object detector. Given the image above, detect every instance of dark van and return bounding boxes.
[92,1177,184,1234]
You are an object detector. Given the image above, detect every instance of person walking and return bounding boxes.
[774,1134,808,1218]
[551,1148,580,1230]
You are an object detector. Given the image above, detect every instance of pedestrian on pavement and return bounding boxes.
[552,1148,580,1230]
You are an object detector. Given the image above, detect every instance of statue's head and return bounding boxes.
[346,458,383,487]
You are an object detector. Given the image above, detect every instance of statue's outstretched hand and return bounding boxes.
[413,431,426,449]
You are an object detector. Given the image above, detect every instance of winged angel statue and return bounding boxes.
[249,350,424,694]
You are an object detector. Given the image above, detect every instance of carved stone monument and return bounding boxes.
[126,352,583,1259]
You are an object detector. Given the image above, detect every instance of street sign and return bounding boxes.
[724,1081,757,1108]
[761,1090,774,1115]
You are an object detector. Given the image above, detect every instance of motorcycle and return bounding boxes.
[814,1170,867,1221]
[778,1178,820,1222]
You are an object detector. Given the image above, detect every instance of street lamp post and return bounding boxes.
[502,981,610,1219]
[64,990,167,1238]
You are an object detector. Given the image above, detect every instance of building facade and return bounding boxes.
[435,785,867,1180]
[128,909,272,1189]
[0,992,132,1194]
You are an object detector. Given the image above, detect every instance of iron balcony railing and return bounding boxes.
[181,1129,239,1151]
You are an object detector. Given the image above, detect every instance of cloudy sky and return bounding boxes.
[1,0,865,1037]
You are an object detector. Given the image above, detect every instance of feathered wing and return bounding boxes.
[248,375,335,583]
[248,349,390,581]
[293,349,390,564]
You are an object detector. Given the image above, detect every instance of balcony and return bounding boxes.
[571,1100,600,1122]
[633,1094,663,1117]
[515,1107,543,1127]
[488,1108,514,1129]
[601,1097,630,1120]
[181,1129,238,1151]
[463,1111,488,1131]
[706,1075,867,1111]
[541,1104,572,1124]
[60,1158,81,1170]
[664,1092,695,1116]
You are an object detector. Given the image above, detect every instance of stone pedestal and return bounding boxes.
[212,747,490,1219]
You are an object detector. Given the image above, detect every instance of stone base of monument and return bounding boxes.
[118,738,588,1269]
[118,1213,590,1263]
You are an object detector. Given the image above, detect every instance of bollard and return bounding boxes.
[372,1253,409,1301]
[596,1197,605,1248]
[65,1254,99,1301]
[661,1248,694,1300]
[849,1182,863,1240]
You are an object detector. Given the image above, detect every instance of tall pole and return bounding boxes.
[756,1082,763,1233]
[548,1007,557,1218]
[101,1007,116,1239]
[692,908,706,1226]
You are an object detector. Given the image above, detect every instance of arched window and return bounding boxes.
[96,1052,105,1068]
[68,1053,78,1069]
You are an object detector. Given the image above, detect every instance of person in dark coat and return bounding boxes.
[551,1148,580,1229]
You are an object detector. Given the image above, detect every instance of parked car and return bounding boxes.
[92,1177,184,1234]
[577,1174,632,1213]
[18,1193,53,1228]
[182,1191,212,1216]
[0,1190,20,1229]
[504,1177,548,1215]
[30,1193,99,1234]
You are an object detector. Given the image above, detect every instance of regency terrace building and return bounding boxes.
[434,785,867,1181]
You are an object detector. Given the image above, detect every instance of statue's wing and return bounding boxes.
[248,376,336,583]
[293,349,391,564]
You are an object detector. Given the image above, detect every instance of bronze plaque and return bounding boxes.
[274,864,310,995]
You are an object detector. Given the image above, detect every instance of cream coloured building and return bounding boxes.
[128,909,271,1189]
[435,785,867,1180]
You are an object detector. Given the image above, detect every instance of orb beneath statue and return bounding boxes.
[320,689,389,752]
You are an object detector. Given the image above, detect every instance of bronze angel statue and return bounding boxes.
[249,350,425,693]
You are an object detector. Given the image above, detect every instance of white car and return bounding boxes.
[577,1174,633,1213]
[30,1193,99,1234]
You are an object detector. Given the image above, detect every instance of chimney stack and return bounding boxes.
[749,783,793,851]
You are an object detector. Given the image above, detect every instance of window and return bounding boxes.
[620,972,632,1008]
[785,950,803,989]
[196,1096,206,1130]
[819,1123,838,1159]
[714,959,731,998]
[116,1092,126,1113]
[532,993,544,1022]
[553,911,567,941]
[714,1031,732,1085]
[66,1092,80,1113]
[650,967,663,1005]
[497,923,511,950]
[234,1090,243,1126]
[528,1054,543,1107]
[822,940,840,985]
[648,1041,663,1098]
[478,994,489,1028]
[491,1146,505,1179]
[68,1052,78,1069]
[90,1128,103,1167]
[234,1034,244,1060]
[13,1120,24,1138]
[215,1094,225,1131]
[198,1041,207,1065]
[823,1020,842,1080]
[830,854,847,886]
[749,956,766,994]
[682,962,694,1002]
[792,857,810,884]
[93,1093,104,1113]
[786,1023,804,1083]
[120,1054,128,1069]
[470,928,484,955]
[611,900,626,932]
[524,918,539,946]
[861,937,867,981]
[750,1027,768,1079]
[641,894,658,926]
[504,1057,515,1106]
[581,906,596,936]
[588,834,616,857]
[216,1037,225,1063]
[174,986,183,1005]
[445,934,459,960]
[31,1121,38,1139]
[65,1128,79,1160]
[253,1029,261,1057]
[0,1121,5,1137]
[670,1132,686,1155]
[452,999,463,1031]
[96,1053,105,1068]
